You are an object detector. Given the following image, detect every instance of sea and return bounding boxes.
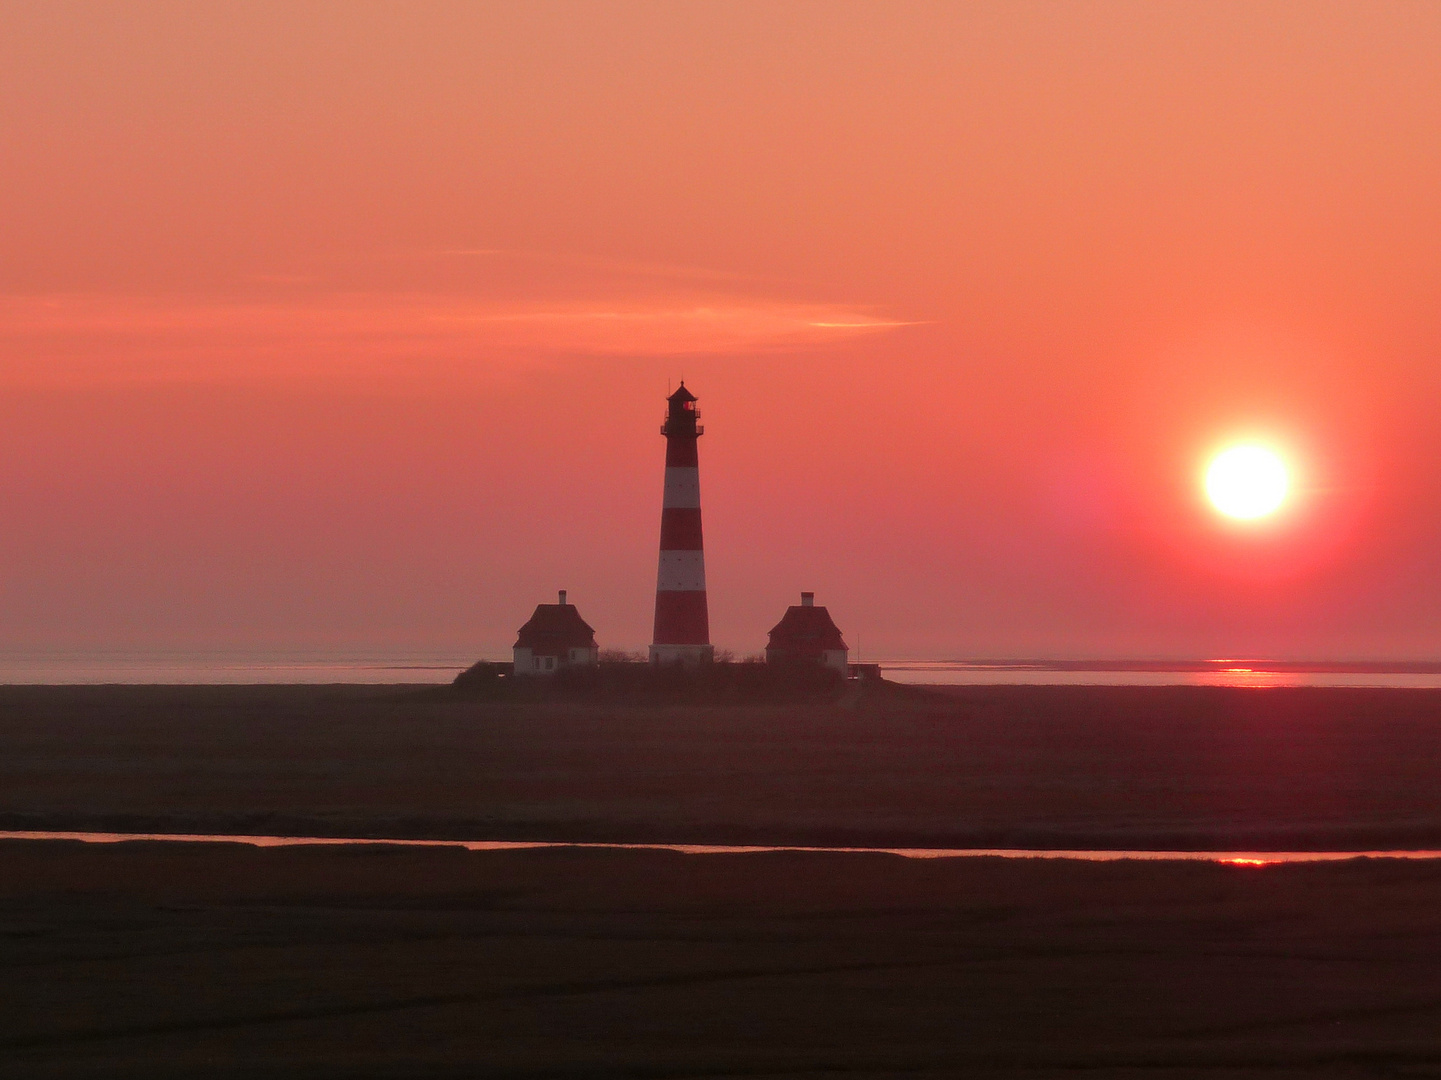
[3,651,1441,687]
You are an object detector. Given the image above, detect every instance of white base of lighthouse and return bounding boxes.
[648,643,715,669]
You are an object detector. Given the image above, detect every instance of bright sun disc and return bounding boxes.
[1205,445,1289,519]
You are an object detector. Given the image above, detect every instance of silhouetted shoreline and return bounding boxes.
[448,656,860,703]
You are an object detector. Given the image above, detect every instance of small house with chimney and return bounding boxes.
[765,592,849,674]
[513,591,599,675]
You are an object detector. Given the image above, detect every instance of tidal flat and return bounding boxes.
[2,683,1441,850]
[3,683,1441,1075]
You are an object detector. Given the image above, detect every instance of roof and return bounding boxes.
[668,383,697,404]
[766,605,847,652]
[515,604,597,654]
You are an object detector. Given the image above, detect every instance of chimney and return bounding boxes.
[801,592,814,607]
[558,590,567,606]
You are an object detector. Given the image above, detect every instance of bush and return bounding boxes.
[450,657,847,704]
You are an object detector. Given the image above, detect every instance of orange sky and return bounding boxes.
[3,1,1441,659]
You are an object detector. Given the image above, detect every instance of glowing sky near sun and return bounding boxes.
[2,2,1441,659]
[1205,447,1290,521]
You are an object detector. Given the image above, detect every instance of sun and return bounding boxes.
[1205,445,1289,520]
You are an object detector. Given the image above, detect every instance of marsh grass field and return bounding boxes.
[3,682,1441,1075]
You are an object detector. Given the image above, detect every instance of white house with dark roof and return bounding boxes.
[765,592,849,674]
[513,591,599,675]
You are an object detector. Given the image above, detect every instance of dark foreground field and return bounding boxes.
[4,842,1441,1077]
[2,683,1441,849]
[5,685,1441,1076]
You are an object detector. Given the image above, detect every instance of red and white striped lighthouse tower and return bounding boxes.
[649,383,714,667]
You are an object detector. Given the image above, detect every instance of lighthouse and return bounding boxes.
[649,383,714,667]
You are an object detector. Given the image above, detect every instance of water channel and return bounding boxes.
[5,829,1441,865]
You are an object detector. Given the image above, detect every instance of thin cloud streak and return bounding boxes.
[0,292,914,384]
